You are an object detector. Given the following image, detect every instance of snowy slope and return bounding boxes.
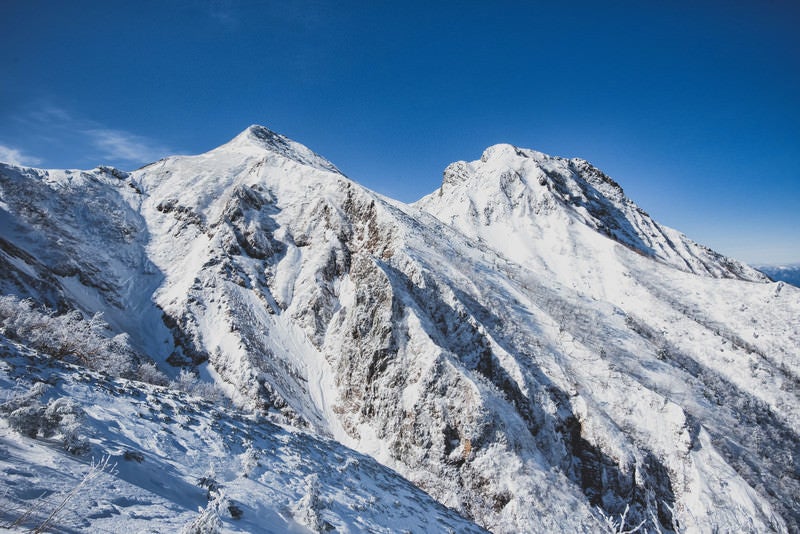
[1,127,798,533]
[0,163,173,362]
[0,338,487,533]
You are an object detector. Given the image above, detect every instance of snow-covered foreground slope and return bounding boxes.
[0,338,488,533]
[1,126,798,533]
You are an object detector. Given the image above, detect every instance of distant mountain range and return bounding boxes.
[1,126,797,533]
[756,264,800,288]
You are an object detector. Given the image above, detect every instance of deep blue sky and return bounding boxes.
[1,1,798,264]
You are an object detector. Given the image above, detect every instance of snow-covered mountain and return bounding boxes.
[416,144,768,283]
[1,126,798,533]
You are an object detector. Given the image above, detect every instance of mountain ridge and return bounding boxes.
[1,126,797,533]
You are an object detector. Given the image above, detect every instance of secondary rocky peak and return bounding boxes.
[420,144,769,283]
[480,143,553,164]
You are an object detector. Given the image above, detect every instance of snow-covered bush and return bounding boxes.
[0,383,89,454]
[5,401,45,438]
[293,473,331,532]
[0,295,164,385]
[42,398,90,455]
[135,361,170,386]
[172,369,222,402]
[1,381,48,438]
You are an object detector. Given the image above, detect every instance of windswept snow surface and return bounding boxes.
[1,127,798,533]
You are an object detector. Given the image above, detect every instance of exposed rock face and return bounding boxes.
[1,127,797,533]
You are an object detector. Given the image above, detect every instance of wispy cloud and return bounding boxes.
[11,100,171,168]
[26,104,75,125]
[207,0,240,29]
[84,129,169,163]
[0,144,42,166]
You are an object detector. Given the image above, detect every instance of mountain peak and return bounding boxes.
[440,145,555,190]
[217,124,342,174]
[480,143,551,164]
[239,124,287,146]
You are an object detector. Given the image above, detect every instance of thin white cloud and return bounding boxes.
[0,144,42,166]
[11,100,171,168]
[26,104,75,125]
[208,2,240,29]
[85,129,168,163]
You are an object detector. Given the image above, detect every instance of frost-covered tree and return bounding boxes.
[293,473,330,532]
[1,383,89,454]
[181,492,223,534]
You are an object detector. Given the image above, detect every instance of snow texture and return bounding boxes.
[0,340,485,533]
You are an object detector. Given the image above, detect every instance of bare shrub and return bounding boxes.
[1,456,115,532]
[33,456,115,533]
[597,504,646,534]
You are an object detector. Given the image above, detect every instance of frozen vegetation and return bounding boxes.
[0,339,485,533]
[0,126,798,532]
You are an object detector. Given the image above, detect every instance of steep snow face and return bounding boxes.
[0,163,173,361]
[1,129,798,533]
[127,124,361,428]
